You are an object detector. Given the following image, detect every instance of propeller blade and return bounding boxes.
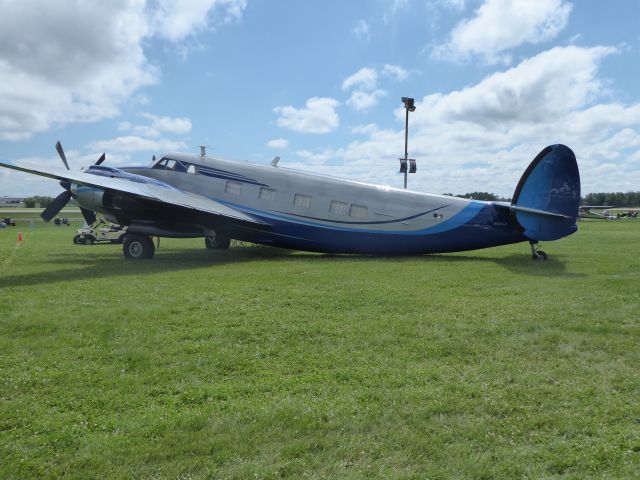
[41,191,72,222]
[95,153,106,166]
[80,208,97,226]
[55,141,70,170]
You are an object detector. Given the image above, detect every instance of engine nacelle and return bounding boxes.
[71,184,107,213]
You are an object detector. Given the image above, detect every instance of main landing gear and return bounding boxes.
[530,241,548,261]
[123,233,155,259]
[205,233,230,250]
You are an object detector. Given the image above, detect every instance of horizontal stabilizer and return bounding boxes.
[509,204,572,219]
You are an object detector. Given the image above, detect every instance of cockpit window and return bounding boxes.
[153,157,195,173]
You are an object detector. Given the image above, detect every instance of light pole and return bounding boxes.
[399,96,416,189]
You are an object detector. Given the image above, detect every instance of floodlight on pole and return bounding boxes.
[400,97,416,189]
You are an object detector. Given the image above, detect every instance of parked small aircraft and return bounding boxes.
[578,205,615,220]
[0,142,580,260]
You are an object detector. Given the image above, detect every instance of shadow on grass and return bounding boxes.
[0,242,584,288]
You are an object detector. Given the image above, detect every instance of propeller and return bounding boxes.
[55,141,70,170]
[80,207,97,225]
[40,141,102,223]
[41,191,72,222]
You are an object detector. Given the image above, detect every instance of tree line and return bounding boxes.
[445,191,640,207]
[23,196,55,208]
[582,192,640,207]
[443,192,512,201]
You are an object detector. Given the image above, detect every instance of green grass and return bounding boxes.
[1,220,639,479]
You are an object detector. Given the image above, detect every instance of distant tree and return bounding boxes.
[583,192,640,207]
[23,196,55,208]
[443,192,511,202]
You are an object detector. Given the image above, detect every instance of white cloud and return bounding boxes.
[347,89,387,111]
[342,67,378,91]
[433,0,573,63]
[266,138,289,149]
[296,149,340,164]
[274,97,340,134]
[352,20,370,41]
[0,0,245,141]
[382,64,409,81]
[150,0,248,42]
[342,67,398,111]
[118,113,192,137]
[416,46,615,127]
[0,1,154,141]
[279,46,640,197]
[350,123,379,135]
[90,135,186,153]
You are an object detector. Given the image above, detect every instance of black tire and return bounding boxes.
[123,234,155,259]
[533,250,548,261]
[83,236,95,245]
[205,234,230,250]
[72,234,81,244]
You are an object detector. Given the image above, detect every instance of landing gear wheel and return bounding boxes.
[205,234,230,250]
[84,236,95,245]
[535,250,548,261]
[123,234,155,259]
[530,241,548,261]
[72,234,81,244]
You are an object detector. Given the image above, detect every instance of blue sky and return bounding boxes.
[1,0,639,197]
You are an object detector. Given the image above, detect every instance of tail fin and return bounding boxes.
[511,144,580,241]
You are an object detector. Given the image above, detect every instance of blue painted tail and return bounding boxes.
[511,144,580,241]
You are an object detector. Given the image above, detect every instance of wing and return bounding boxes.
[0,160,268,226]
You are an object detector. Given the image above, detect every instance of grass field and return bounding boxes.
[1,217,639,479]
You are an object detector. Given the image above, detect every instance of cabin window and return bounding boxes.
[293,194,311,208]
[225,181,242,195]
[187,165,196,174]
[259,187,276,201]
[349,204,368,219]
[330,200,348,215]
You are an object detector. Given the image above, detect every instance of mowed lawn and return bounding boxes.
[0,218,638,479]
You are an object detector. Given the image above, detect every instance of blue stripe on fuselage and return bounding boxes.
[214,199,526,254]
[217,198,487,235]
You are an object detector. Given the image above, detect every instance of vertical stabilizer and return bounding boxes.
[511,144,580,241]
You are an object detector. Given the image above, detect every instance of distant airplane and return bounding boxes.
[0,142,580,260]
[578,205,616,220]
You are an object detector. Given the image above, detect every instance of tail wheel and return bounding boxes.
[123,234,155,259]
[533,250,548,261]
[205,234,230,250]
[530,241,548,260]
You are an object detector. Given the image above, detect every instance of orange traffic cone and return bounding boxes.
[17,232,23,243]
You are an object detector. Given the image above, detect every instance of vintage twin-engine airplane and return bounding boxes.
[0,142,580,260]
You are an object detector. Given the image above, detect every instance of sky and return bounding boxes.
[1,0,639,198]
